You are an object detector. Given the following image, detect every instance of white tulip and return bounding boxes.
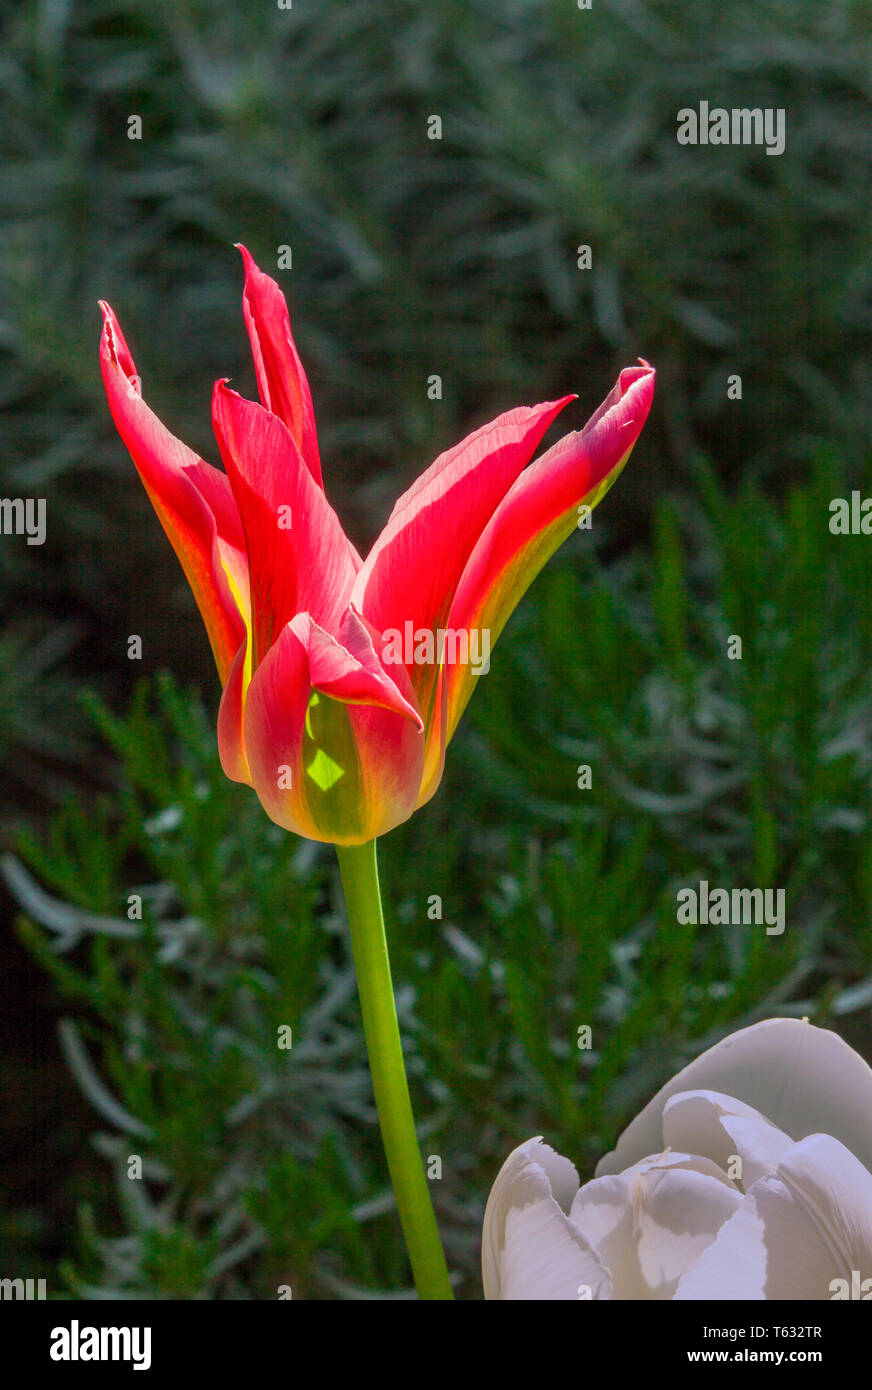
[482,1018,872,1299]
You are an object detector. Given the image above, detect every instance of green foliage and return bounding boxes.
[0,623,90,820]
[7,455,872,1297]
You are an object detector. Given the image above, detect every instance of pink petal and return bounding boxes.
[236,244,322,486]
[217,639,252,784]
[352,397,573,783]
[443,364,655,747]
[99,302,247,683]
[212,382,359,667]
[242,612,425,844]
[310,609,423,726]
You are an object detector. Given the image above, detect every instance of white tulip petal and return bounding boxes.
[482,1137,610,1299]
[674,1133,872,1300]
[570,1151,742,1299]
[597,1019,872,1178]
[663,1089,793,1188]
[501,1188,614,1300]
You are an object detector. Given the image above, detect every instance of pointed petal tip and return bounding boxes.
[98,300,117,343]
[345,602,425,731]
[98,305,114,356]
[98,302,139,389]
[235,242,256,273]
[212,377,236,407]
[618,360,656,391]
[235,244,272,299]
[602,360,655,427]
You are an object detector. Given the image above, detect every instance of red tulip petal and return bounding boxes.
[332,607,424,727]
[99,302,248,683]
[217,638,252,784]
[212,382,359,668]
[243,612,425,843]
[442,363,655,749]
[351,397,574,745]
[236,244,322,487]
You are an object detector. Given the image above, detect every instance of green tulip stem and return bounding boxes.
[335,838,453,1300]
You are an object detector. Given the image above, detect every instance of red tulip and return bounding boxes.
[99,247,654,846]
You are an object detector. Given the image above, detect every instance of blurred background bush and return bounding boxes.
[0,0,870,1297]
